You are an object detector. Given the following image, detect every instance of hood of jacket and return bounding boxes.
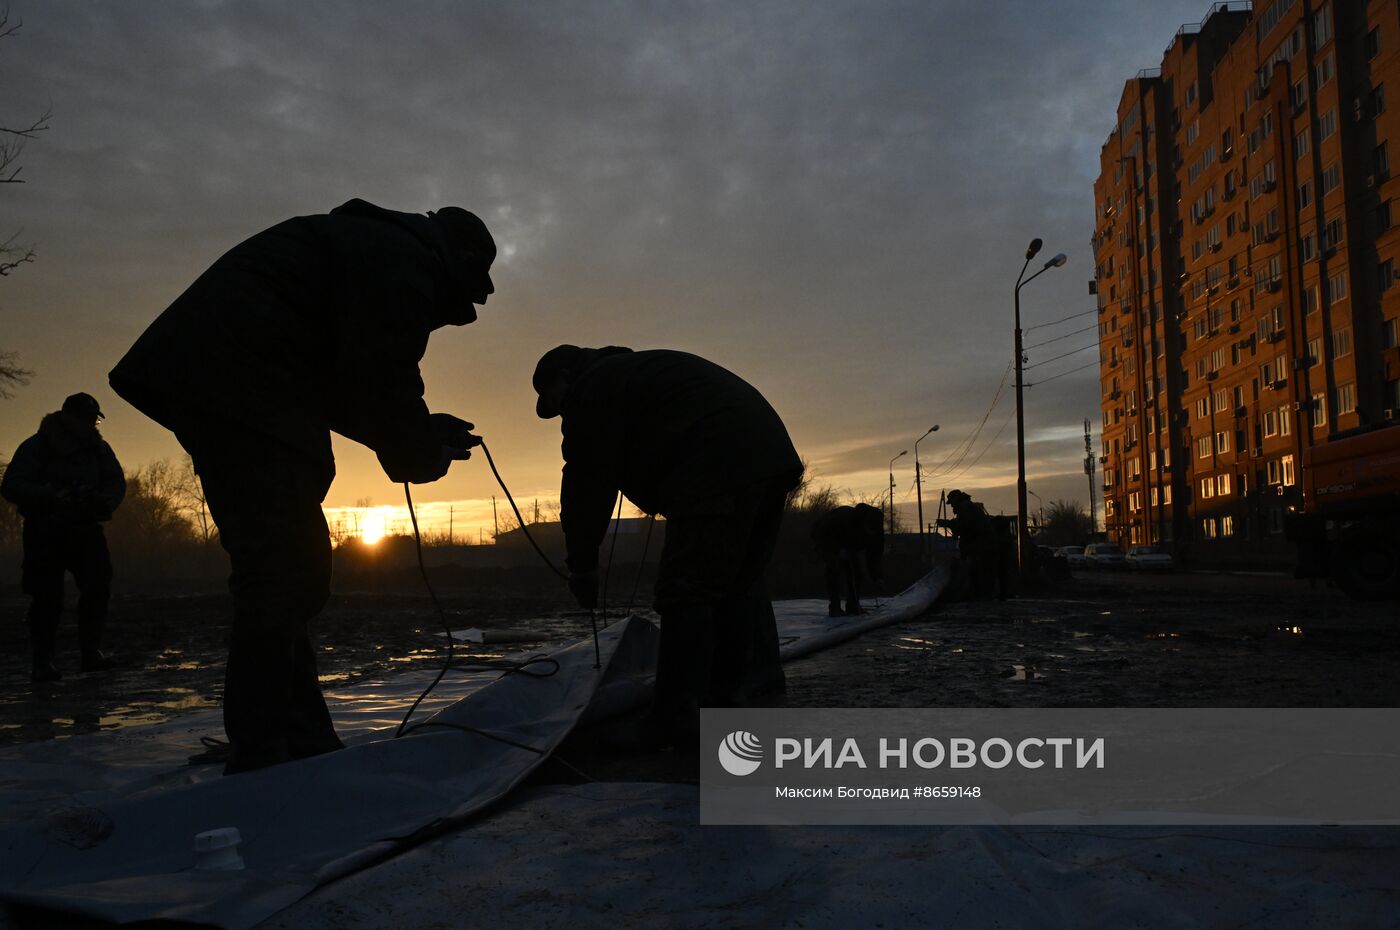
[329,198,479,327]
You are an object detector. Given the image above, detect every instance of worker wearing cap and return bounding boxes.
[110,200,495,774]
[1,392,126,681]
[936,488,999,599]
[533,345,803,746]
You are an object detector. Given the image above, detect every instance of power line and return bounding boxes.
[1024,308,1096,332]
[923,357,1012,479]
[1025,323,1098,351]
[1026,359,1100,387]
[944,407,1017,482]
[923,358,1013,480]
[1025,343,1098,370]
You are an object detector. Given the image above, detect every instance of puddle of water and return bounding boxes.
[1148,632,1181,639]
[318,673,351,684]
[1002,664,1045,681]
[895,637,940,652]
[1276,625,1305,635]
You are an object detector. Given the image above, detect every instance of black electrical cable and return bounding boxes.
[480,438,602,668]
[394,476,565,740]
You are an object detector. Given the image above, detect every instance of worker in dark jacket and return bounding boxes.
[936,489,1001,599]
[1,393,126,681]
[109,199,494,774]
[534,346,803,745]
[811,503,884,617]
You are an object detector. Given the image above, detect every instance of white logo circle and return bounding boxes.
[717,730,763,776]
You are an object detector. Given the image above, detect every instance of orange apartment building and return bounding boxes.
[1092,0,1400,565]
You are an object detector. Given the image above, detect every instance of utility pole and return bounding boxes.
[492,496,499,541]
[448,505,454,545]
[1084,419,1097,532]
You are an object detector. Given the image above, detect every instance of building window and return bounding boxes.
[1300,234,1317,262]
[1380,259,1394,294]
[1307,337,1321,365]
[1279,405,1292,437]
[1323,218,1344,250]
[1303,285,1319,313]
[1263,409,1279,437]
[1330,326,1352,359]
[1315,54,1335,89]
[1215,430,1230,454]
[1318,109,1337,142]
[1293,128,1310,160]
[1384,317,1400,349]
[1322,163,1341,195]
[1327,271,1348,302]
[1312,392,1328,428]
[1379,200,1393,231]
[1365,26,1380,60]
[1196,396,1210,419]
[1372,83,1387,116]
[1197,436,1212,459]
[1200,476,1215,500]
[1218,473,1233,496]
[1221,515,1235,537]
[1267,458,1283,484]
[1312,5,1333,49]
[1291,79,1308,111]
[1298,179,1313,209]
[1336,382,1357,415]
[1377,142,1391,178]
[1282,455,1296,486]
[1202,517,1218,539]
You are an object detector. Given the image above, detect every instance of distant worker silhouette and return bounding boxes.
[936,488,1003,599]
[109,200,494,774]
[1,393,126,681]
[534,346,803,747]
[811,503,884,616]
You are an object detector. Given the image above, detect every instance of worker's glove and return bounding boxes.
[430,413,481,460]
[568,570,599,609]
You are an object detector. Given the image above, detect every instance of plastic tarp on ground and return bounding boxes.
[257,783,1400,929]
[0,568,949,928]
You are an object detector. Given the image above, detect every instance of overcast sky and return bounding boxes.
[0,1,1215,536]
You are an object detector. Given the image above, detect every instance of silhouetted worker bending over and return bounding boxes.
[109,200,494,774]
[2,393,126,681]
[936,488,1004,599]
[534,346,803,745]
[810,503,884,616]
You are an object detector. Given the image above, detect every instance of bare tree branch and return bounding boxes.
[0,350,33,399]
[0,5,48,398]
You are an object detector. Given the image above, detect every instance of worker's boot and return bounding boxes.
[827,600,844,617]
[28,605,62,683]
[77,614,116,673]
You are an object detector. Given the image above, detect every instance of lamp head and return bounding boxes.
[1025,238,1043,260]
[1046,253,1067,268]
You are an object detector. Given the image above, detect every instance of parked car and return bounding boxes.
[1057,545,1086,568]
[1126,545,1174,572]
[1083,542,1126,570]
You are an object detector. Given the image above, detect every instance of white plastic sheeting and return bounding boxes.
[0,569,949,928]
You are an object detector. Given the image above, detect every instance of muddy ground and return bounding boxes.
[2,569,1397,766]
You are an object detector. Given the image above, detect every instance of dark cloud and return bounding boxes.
[1,0,1211,521]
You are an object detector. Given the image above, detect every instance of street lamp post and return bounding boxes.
[1014,239,1067,575]
[888,450,907,538]
[913,425,939,549]
[1028,489,1044,537]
